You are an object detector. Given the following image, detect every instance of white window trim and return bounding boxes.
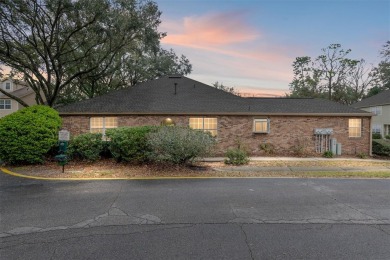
[370,106,382,116]
[372,124,382,134]
[0,99,11,110]
[253,119,270,133]
[5,82,12,91]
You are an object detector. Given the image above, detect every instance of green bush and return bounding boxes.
[0,105,61,164]
[372,133,382,139]
[106,126,157,163]
[259,142,275,155]
[322,150,334,158]
[67,133,104,161]
[385,135,390,140]
[147,126,216,165]
[372,139,390,156]
[225,148,249,165]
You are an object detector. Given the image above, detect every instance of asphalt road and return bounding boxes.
[1,171,390,259]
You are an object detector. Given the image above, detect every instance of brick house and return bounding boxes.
[58,76,372,156]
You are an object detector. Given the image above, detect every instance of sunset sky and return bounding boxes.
[157,0,390,96]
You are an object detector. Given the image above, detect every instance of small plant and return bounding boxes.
[385,135,390,140]
[147,126,216,165]
[291,137,310,157]
[259,142,275,155]
[356,152,367,159]
[372,133,382,139]
[67,133,104,161]
[224,148,249,165]
[322,150,334,158]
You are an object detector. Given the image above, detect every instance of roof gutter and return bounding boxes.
[58,111,372,117]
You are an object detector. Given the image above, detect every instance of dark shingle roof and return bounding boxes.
[353,90,390,108]
[57,76,370,116]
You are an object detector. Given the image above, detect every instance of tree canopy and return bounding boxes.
[212,81,240,96]
[368,41,390,97]
[0,0,191,107]
[288,44,375,104]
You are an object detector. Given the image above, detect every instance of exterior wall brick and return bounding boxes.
[61,115,371,156]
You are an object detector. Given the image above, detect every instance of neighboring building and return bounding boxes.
[0,79,37,118]
[58,76,372,156]
[353,90,390,138]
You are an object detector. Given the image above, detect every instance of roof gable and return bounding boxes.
[353,90,390,108]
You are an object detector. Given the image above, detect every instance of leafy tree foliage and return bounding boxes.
[0,0,191,107]
[212,81,239,96]
[289,44,375,104]
[0,105,62,164]
[368,41,390,97]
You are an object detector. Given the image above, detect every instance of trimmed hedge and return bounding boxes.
[372,139,390,156]
[0,105,62,164]
[67,133,104,161]
[147,126,216,165]
[106,126,157,163]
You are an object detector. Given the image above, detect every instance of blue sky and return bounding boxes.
[156,0,390,96]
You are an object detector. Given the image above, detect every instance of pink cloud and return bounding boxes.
[161,11,259,47]
[160,11,297,94]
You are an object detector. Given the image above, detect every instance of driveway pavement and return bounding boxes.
[1,170,390,259]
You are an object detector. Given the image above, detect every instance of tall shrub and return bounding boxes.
[147,126,216,165]
[106,126,157,163]
[0,105,62,164]
[67,133,104,161]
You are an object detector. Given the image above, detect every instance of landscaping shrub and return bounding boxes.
[147,126,216,165]
[322,150,334,158]
[259,142,275,155]
[372,139,390,156]
[106,126,157,163]
[224,148,249,165]
[385,135,390,140]
[0,105,61,164]
[67,133,104,161]
[372,133,382,139]
[291,137,310,157]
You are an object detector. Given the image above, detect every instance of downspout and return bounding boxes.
[369,116,373,156]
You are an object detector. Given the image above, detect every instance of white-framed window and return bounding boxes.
[370,106,382,116]
[349,118,362,138]
[0,99,11,109]
[189,117,217,136]
[253,119,270,133]
[5,82,11,90]
[372,124,382,134]
[90,117,118,136]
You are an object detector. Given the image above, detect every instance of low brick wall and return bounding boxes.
[61,115,371,156]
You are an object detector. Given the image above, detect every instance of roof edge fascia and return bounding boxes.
[59,112,372,117]
[354,102,390,108]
